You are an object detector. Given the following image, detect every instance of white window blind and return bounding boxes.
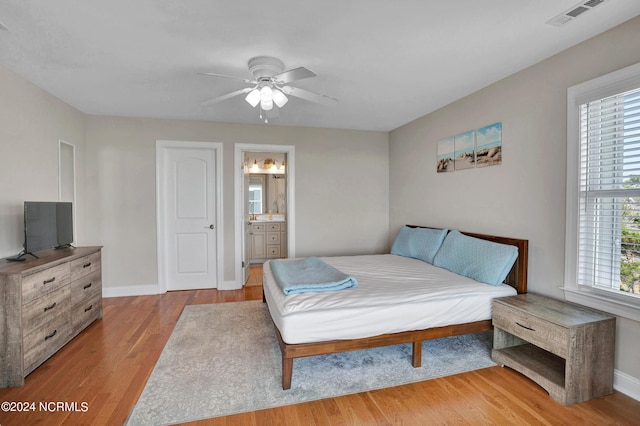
[578,87,640,295]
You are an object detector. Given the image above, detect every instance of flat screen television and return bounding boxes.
[22,201,74,258]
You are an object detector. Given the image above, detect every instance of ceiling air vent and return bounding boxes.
[546,0,607,27]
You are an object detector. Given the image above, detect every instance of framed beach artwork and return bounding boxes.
[437,136,455,173]
[454,130,475,171]
[476,122,502,167]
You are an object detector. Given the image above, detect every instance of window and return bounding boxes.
[565,62,640,321]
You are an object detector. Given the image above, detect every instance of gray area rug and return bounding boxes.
[126,301,495,425]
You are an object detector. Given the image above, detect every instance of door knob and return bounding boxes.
[205,224,215,229]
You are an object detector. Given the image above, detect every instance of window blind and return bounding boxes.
[578,87,640,294]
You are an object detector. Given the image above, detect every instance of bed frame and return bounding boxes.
[266,227,529,390]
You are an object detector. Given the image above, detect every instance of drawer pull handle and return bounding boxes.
[83,282,93,290]
[516,322,535,331]
[43,277,56,285]
[45,330,57,340]
[83,262,92,268]
[44,302,57,312]
[85,304,93,312]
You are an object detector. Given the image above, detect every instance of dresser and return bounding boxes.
[492,294,615,405]
[0,246,103,388]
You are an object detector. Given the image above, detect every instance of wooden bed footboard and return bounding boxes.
[273,318,493,390]
[266,226,528,390]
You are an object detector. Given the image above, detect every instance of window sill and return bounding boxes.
[561,286,640,323]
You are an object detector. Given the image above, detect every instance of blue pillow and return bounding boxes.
[432,230,518,286]
[390,226,413,257]
[391,226,448,264]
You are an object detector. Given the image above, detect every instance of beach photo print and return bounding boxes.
[436,122,502,173]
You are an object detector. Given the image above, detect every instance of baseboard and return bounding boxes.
[102,284,162,298]
[102,281,242,297]
[615,369,640,401]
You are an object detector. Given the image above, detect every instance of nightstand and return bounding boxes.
[491,293,615,405]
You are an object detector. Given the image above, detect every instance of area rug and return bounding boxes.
[126,301,495,425]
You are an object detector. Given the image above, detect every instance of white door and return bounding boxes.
[157,142,221,291]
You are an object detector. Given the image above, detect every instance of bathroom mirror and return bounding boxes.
[250,174,286,214]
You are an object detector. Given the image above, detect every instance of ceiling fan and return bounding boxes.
[199,56,338,122]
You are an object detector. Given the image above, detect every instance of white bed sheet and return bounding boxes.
[263,254,517,344]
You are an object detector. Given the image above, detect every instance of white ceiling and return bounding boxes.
[0,1,639,132]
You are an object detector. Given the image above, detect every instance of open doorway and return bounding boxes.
[234,144,295,287]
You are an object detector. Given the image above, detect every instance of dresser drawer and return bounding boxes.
[70,293,102,335]
[251,223,265,232]
[69,251,101,282]
[22,284,70,336]
[266,223,281,231]
[70,269,102,306]
[267,246,281,258]
[23,311,71,375]
[493,302,569,358]
[22,263,70,304]
[267,232,281,244]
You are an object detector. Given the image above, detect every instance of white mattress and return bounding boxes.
[263,254,517,344]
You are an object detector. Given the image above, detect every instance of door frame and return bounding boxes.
[156,140,224,293]
[58,140,77,244]
[234,143,295,288]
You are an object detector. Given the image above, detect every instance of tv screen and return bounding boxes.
[24,201,73,254]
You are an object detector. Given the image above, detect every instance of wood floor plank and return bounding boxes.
[1,264,639,425]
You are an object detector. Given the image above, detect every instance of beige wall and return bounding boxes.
[0,65,86,259]
[84,116,389,289]
[389,17,640,381]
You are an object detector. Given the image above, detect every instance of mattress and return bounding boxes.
[263,254,517,344]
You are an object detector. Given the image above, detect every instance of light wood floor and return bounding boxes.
[1,265,639,425]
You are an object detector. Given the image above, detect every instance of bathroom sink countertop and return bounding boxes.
[250,214,286,222]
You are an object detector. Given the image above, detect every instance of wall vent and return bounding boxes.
[546,0,607,27]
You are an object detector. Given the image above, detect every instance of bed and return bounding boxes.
[263,226,528,390]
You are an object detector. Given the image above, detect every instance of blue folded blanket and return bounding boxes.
[270,256,358,295]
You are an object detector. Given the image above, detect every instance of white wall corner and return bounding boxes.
[615,369,640,402]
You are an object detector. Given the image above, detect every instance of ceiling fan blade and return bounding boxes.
[281,86,338,106]
[274,67,316,84]
[201,88,253,107]
[198,72,257,84]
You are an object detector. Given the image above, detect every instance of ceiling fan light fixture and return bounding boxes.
[200,56,337,123]
[259,86,273,110]
[260,85,274,110]
[245,89,260,107]
[273,89,288,108]
[261,99,274,111]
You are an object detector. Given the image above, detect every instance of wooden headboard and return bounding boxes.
[407,225,528,294]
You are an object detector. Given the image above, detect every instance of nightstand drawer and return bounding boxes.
[493,302,569,358]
